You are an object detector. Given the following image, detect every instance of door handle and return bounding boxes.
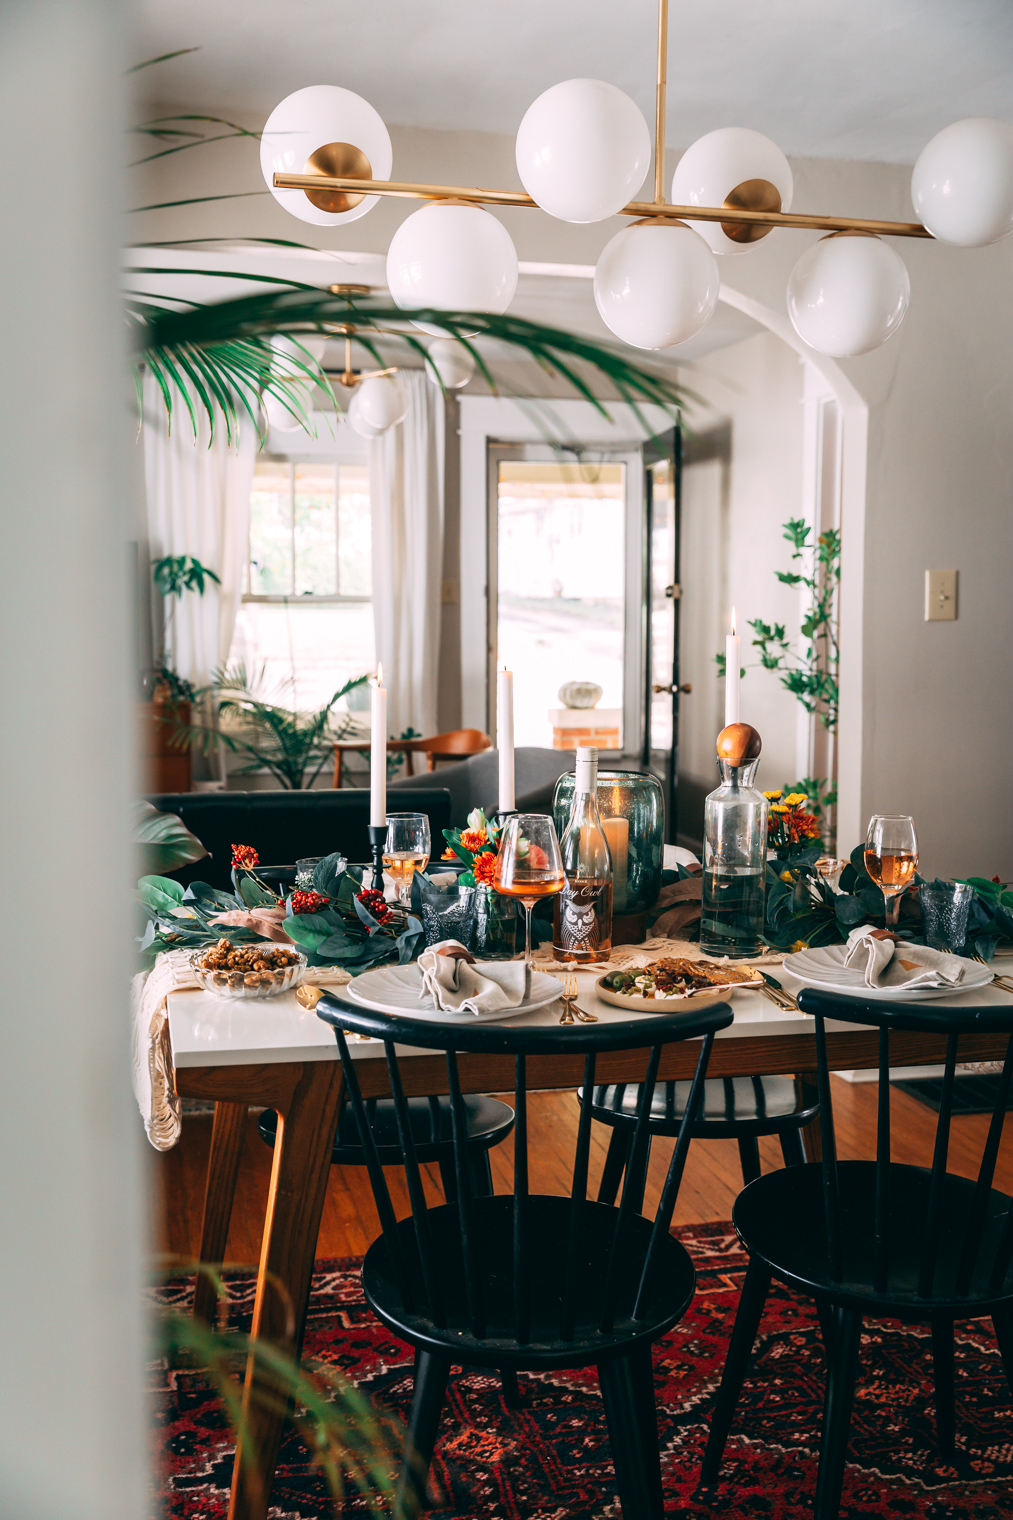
[652,683,692,695]
[664,584,682,599]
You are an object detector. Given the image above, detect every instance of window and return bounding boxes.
[230,458,374,711]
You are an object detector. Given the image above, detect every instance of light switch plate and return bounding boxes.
[925,569,958,621]
[440,578,459,606]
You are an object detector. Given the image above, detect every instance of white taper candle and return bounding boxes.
[369,664,387,827]
[497,668,515,812]
[724,609,741,728]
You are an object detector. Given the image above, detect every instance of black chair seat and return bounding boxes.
[584,1075,817,1137]
[734,1159,1013,1316]
[362,1194,696,1371]
[258,1093,514,1166]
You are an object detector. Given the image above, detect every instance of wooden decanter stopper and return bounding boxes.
[716,723,762,767]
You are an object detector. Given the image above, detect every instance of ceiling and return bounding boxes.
[135,0,1013,164]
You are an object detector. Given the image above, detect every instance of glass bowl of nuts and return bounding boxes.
[191,939,307,999]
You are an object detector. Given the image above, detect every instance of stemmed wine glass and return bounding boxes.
[493,814,565,963]
[864,814,918,928]
[383,812,431,906]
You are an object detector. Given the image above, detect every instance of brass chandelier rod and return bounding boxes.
[272,0,932,239]
[272,172,932,238]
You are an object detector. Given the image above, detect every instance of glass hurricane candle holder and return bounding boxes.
[552,769,664,941]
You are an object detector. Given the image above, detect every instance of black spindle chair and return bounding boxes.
[581,1074,819,1209]
[316,989,734,1520]
[702,988,1013,1520]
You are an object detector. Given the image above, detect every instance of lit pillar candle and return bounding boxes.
[497,667,515,812]
[724,608,741,728]
[369,664,387,827]
[602,814,629,913]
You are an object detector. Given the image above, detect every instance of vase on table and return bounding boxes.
[552,768,664,943]
[700,724,769,960]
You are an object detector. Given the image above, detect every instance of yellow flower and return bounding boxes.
[790,939,809,953]
[771,803,790,814]
[784,793,808,807]
[763,790,782,801]
[780,869,794,883]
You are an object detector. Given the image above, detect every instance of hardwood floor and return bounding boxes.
[151,1077,1013,1268]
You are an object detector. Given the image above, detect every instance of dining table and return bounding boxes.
[167,949,1013,1520]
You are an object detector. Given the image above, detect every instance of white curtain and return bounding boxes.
[142,374,257,687]
[370,370,445,738]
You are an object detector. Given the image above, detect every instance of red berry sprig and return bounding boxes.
[290,889,330,915]
[356,887,393,925]
[231,843,259,870]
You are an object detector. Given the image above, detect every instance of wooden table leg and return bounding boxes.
[795,1072,823,1162]
[193,1100,247,1325]
[227,1059,344,1520]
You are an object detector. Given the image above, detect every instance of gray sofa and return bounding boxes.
[388,746,575,827]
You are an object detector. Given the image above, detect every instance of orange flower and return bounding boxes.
[472,852,498,886]
[441,845,461,861]
[460,827,489,853]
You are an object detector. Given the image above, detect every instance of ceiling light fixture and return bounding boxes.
[262,0,1013,359]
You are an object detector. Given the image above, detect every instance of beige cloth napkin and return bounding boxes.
[131,949,351,1152]
[844,926,965,989]
[418,940,531,1014]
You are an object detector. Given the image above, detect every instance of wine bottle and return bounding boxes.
[552,745,613,963]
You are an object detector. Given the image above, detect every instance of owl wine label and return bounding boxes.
[552,745,614,964]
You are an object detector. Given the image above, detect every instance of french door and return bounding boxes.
[642,428,682,842]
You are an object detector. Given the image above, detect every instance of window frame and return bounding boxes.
[244,452,371,606]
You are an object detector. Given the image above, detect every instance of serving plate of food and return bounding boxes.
[596,956,764,1011]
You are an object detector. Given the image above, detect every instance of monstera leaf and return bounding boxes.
[133,801,208,874]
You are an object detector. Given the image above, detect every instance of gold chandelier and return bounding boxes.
[257,0,1013,358]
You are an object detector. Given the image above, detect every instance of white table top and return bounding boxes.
[167,959,1013,1069]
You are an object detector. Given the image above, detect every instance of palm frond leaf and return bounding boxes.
[133,286,691,441]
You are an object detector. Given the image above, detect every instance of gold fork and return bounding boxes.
[970,952,1013,993]
[565,971,599,1022]
[558,975,575,1024]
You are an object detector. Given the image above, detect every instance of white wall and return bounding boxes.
[136,115,1013,875]
[680,330,807,794]
[1,2,147,1517]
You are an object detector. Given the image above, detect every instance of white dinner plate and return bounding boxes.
[343,962,565,1024]
[783,943,993,1001]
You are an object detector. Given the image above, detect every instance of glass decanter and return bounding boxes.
[700,726,769,960]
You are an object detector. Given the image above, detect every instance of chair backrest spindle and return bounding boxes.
[560,1052,597,1340]
[873,1027,891,1293]
[918,1032,959,1297]
[446,1050,485,1338]
[333,1032,415,1311]
[633,1032,715,1319]
[957,1035,1013,1294]
[383,1040,445,1327]
[512,1054,529,1344]
[600,1043,662,1334]
[814,1015,843,1281]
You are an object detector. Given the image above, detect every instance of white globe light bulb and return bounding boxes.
[426,338,476,390]
[515,78,651,223]
[350,374,406,436]
[594,221,720,349]
[787,233,910,357]
[386,203,518,337]
[912,117,1013,246]
[346,387,384,439]
[670,127,793,255]
[264,387,314,433]
[260,85,392,227]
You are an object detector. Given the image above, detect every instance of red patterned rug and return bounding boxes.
[153,1222,1013,1518]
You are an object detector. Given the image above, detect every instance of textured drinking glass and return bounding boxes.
[864,815,918,928]
[494,814,565,963]
[418,877,476,949]
[919,880,974,953]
